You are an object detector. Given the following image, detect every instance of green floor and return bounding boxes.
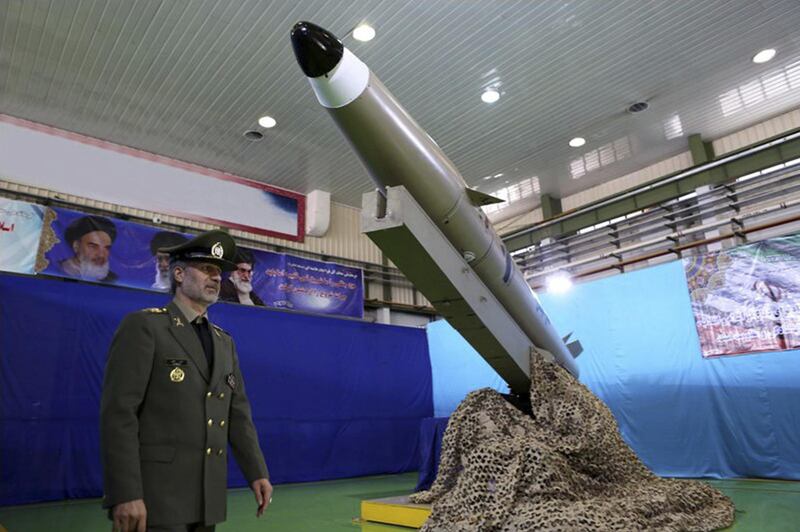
[0,474,797,531]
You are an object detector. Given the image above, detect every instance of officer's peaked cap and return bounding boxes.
[158,229,237,271]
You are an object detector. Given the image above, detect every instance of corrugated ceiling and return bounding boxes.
[2,0,800,208]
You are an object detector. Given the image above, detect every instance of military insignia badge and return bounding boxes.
[211,242,224,258]
[226,373,236,390]
[170,367,185,382]
[173,316,184,327]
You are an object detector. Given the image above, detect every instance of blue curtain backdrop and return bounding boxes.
[427,260,800,480]
[427,319,508,418]
[0,273,432,505]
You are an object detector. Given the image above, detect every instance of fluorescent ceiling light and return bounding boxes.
[569,137,586,148]
[353,24,376,42]
[258,116,277,128]
[481,89,500,103]
[752,48,776,64]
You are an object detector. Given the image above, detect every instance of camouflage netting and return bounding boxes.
[409,352,735,531]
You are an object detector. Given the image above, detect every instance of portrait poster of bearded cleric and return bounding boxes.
[39,207,191,290]
[38,207,364,318]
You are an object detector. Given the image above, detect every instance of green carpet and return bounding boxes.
[0,474,797,531]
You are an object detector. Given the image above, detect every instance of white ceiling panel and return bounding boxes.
[2,0,800,208]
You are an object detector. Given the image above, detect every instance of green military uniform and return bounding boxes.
[100,231,268,527]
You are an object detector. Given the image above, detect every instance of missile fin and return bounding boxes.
[566,339,583,358]
[562,332,583,357]
[466,188,504,207]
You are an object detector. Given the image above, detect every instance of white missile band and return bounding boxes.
[308,48,369,109]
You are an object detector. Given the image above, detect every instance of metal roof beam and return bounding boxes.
[503,128,800,251]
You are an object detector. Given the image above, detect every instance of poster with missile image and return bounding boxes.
[684,233,800,357]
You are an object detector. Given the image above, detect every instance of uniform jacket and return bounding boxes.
[100,301,268,526]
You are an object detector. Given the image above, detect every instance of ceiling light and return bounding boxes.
[545,272,573,294]
[493,173,504,178]
[752,48,776,64]
[258,116,277,128]
[481,89,500,103]
[753,48,777,63]
[569,137,586,148]
[243,130,264,141]
[353,24,376,42]
[482,175,494,181]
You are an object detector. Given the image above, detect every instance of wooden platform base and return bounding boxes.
[361,495,431,528]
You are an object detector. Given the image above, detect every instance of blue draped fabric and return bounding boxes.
[426,260,800,480]
[0,273,432,505]
[414,417,449,492]
[427,320,508,418]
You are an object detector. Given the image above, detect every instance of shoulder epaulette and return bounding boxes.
[142,307,168,314]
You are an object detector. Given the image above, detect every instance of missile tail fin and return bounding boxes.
[466,188,504,207]
[566,339,583,358]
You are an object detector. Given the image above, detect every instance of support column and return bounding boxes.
[688,133,715,165]
[689,135,728,252]
[540,194,562,220]
[375,307,391,324]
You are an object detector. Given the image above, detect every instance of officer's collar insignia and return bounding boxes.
[226,373,236,390]
[173,316,184,327]
[211,242,224,258]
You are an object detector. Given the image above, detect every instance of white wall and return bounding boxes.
[0,115,301,238]
[3,107,799,269]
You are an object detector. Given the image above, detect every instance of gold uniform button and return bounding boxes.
[218,392,225,399]
[206,392,212,398]
[206,447,212,456]
[219,420,226,427]
[217,449,224,456]
[207,419,213,426]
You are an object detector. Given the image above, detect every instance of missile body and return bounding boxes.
[291,22,578,378]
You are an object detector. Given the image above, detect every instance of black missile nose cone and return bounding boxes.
[291,21,344,78]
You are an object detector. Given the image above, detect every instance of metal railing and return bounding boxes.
[518,164,800,288]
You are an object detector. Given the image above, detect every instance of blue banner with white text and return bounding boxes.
[250,250,364,318]
[35,206,363,318]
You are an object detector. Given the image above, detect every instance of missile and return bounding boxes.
[290,22,579,378]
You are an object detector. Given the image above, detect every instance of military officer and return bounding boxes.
[100,229,272,532]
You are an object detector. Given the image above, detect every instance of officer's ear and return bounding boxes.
[173,265,185,283]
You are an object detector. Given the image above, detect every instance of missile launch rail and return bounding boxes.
[363,186,563,395]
